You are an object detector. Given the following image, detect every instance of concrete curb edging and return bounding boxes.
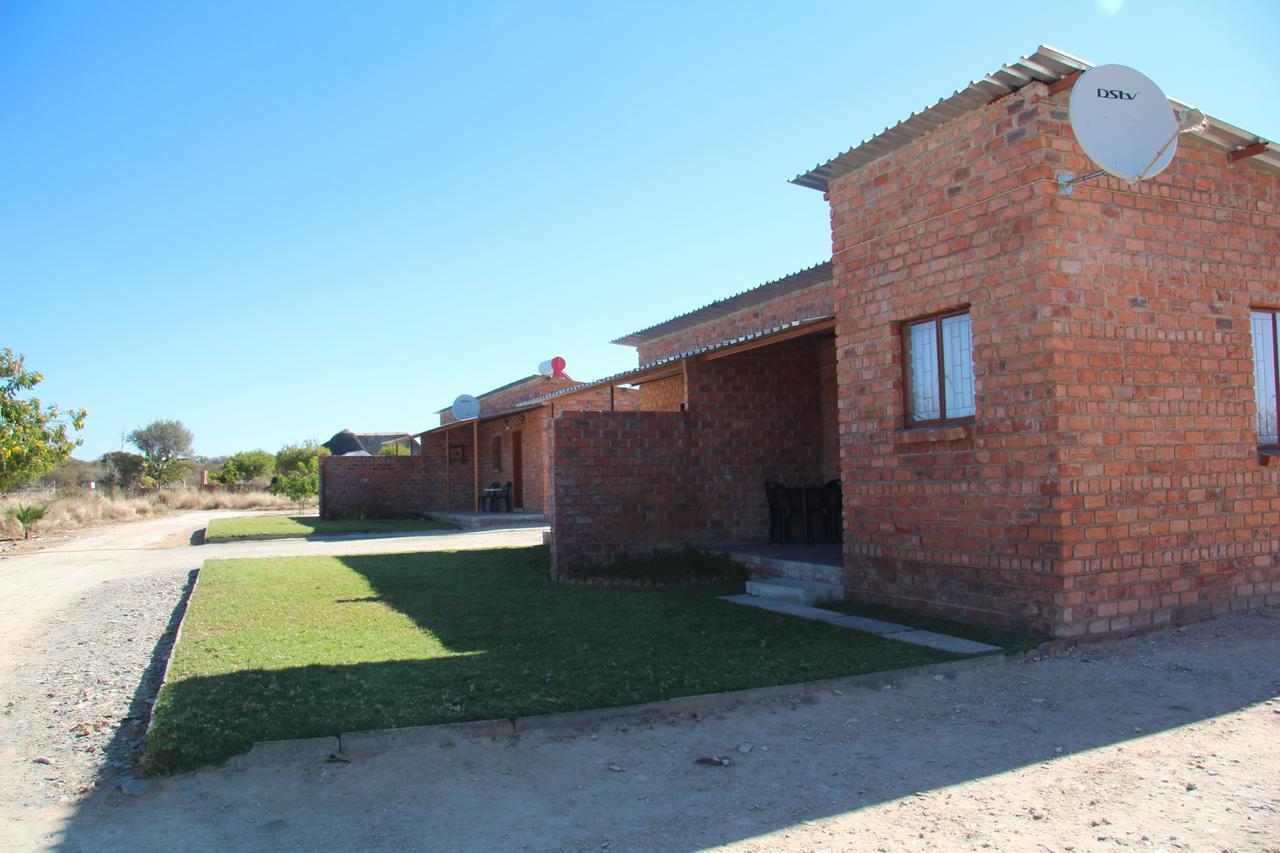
[237,736,343,767]
[202,527,461,544]
[237,652,1011,766]
[145,566,203,742]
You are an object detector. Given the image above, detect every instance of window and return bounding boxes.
[491,435,502,471]
[903,310,975,425]
[1251,310,1279,446]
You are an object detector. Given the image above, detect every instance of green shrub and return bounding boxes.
[270,472,319,509]
[212,450,275,485]
[5,502,48,539]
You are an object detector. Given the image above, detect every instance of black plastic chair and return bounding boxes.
[765,481,793,544]
[820,479,843,544]
[493,481,513,512]
[479,481,501,512]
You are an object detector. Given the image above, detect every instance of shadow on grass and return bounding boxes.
[142,547,957,773]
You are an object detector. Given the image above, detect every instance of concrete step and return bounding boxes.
[429,511,547,529]
[744,578,844,606]
[719,550,842,585]
[718,596,1003,655]
[719,595,844,621]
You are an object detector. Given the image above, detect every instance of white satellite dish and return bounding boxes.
[1067,64,1179,184]
[451,394,479,421]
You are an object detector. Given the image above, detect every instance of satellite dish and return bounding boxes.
[451,394,479,421]
[1068,64,1178,183]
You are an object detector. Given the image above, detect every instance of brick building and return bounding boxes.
[549,45,1279,639]
[320,372,638,518]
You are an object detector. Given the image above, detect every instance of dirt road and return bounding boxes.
[2,514,1278,851]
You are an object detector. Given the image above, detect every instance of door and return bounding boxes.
[512,430,524,509]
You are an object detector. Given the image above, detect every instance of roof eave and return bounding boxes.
[611,260,833,348]
[790,43,1277,191]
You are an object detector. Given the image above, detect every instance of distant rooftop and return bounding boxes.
[323,430,419,456]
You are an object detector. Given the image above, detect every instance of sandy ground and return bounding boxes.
[2,513,1278,852]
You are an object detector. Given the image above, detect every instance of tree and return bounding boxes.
[41,457,104,490]
[100,451,145,491]
[128,420,193,486]
[379,441,411,456]
[213,450,275,485]
[274,440,329,477]
[274,472,319,511]
[270,441,329,504]
[0,348,86,494]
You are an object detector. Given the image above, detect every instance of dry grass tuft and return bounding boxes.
[0,489,308,540]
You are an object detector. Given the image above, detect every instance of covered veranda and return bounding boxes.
[419,404,547,517]
[545,315,847,585]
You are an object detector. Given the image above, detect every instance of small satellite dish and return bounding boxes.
[451,394,479,421]
[1069,64,1178,183]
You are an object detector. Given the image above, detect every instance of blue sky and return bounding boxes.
[3,1,1276,460]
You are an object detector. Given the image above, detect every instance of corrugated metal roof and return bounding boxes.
[611,260,832,347]
[520,315,836,407]
[434,375,541,414]
[421,402,546,436]
[792,44,1278,192]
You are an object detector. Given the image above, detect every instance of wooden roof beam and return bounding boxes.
[1047,70,1082,97]
[698,318,836,362]
[1229,141,1269,163]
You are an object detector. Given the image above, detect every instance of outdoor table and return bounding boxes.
[788,484,825,544]
[481,486,503,512]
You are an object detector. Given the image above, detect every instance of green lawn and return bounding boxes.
[204,515,455,541]
[145,546,957,773]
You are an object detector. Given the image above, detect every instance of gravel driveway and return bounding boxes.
[2,513,1278,851]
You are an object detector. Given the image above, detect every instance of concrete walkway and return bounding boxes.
[720,594,1002,655]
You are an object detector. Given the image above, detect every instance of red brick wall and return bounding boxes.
[319,455,439,519]
[826,79,1280,637]
[319,429,478,515]
[614,387,641,411]
[635,282,833,364]
[550,411,702,574]
[551,385,616,414]
[550,336,835,572]
[476,415,546,512]
[818,336,839,480]
[684,339,828,539]
[638,375,685,411]
[326,376,633,520]
[437,427,477,509]
[827,83,1060,634]
[1041,101,1280,637]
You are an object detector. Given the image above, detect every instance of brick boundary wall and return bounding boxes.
[319,455,440,519]
[550,411,701,577]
